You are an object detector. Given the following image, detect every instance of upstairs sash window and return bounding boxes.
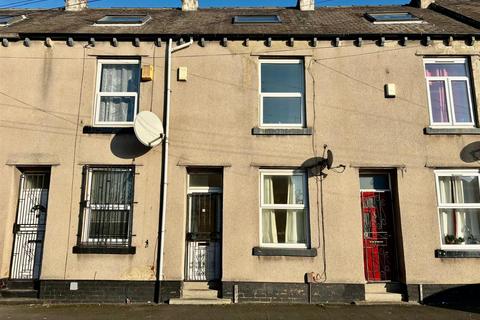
[424,58,475,127]
[95,60,140,126]
[260,59,305,127]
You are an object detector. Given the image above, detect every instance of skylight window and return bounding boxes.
[95,15,150,26]
[0,15,26,27]
[233,15,281,24]
[365,12,423,24]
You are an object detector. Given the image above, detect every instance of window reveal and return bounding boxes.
[424,58,475,127]
[79,166,135,247]
[260,59,305,127]
[95,60,140,126]
[436,171,480,248]
[260,170,308,247]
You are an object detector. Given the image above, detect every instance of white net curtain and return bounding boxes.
[98,63,140,123]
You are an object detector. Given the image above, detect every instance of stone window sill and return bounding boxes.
[73,246,136,254]
[252,127,313,136]
[424,127,480,135]
[435,249,480,258]
[83,126,134,134]
[252,247,317,257]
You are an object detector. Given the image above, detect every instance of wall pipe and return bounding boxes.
[155,37,193,303]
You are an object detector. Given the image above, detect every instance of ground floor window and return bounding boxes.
[435,170,480,249]
[79,166,134,247]
[260,169,309,248]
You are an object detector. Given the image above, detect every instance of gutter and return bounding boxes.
[155,37,193,304]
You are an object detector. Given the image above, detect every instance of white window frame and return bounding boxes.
[434,169,480,250]
[424,58,475,128]
[94,59,140,127]
[259,59,305,128]
[81,166,133,245]
[259,169,309,249]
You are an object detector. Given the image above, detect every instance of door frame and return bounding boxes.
[9,168,51,281]
[359,170,403,283]
[184,169,223,282]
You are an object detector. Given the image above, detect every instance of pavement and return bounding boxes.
[0,304,480,320]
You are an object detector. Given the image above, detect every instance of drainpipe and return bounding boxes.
[156,37,193,303]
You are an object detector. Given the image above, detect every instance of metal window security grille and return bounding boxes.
[79,166,134,248]
[185,193,222,281]
[10,172,50,280]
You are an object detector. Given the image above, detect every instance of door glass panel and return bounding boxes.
[189,172,222,188]
[360,174,389,190]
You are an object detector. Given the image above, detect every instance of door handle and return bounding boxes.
[198,242,209,247]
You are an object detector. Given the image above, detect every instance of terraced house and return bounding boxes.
[1,0,480,305]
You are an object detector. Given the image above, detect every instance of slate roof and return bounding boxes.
[432,0,480,28]
[0,4,478,39]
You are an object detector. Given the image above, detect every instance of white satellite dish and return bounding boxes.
[134,111,164,147]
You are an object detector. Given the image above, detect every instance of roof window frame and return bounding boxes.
[0,14,27,27]
[94,15,151,27]
[233,15,282,24]
[365,12,423,24]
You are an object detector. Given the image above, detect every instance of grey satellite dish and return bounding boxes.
[134,111,164,147]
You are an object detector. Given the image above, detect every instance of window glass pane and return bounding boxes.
[97,15,147,24]
[263,97,302,124]
[0,16,12,25]
[428,80,449,123]
[99,96,136,123]
[234,15,281,23]
[425,63,467,77]
[100,64,139,93]
[90,169,133,204]
[360,175,389,190]
[369,12,420,22]
[189,173,222,188]
[262,209,306,244]
[451,80,472,123]
[264,175,304,205]
[89,210,129,241]
[438,176,480,204]
[261,63,304,93]
[439,209,480,245]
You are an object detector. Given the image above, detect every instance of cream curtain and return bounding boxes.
[453,177,466,239]
[262,176,278,244]
[285,176,305,244]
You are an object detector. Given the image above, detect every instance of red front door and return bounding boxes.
[360,179,397,282]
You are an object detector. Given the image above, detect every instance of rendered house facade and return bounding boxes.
[1,0,480,304]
